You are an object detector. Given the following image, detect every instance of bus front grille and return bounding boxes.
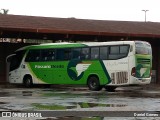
[111,72,128,84]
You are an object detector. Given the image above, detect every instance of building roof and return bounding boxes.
[0,14,160,40]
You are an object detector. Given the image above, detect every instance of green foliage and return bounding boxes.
[0,9,9,14]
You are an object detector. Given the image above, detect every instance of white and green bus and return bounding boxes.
[6,41,152,91]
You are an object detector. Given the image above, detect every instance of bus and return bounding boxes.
[6,41,152,91]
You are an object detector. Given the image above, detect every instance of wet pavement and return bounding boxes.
[0,85,160,120]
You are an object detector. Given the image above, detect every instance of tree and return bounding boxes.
[0,9,9,14]
[0,9,9,42]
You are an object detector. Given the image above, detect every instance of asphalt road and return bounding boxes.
[0,85,160,120]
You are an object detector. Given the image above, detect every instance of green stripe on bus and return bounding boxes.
[99,60,111,84]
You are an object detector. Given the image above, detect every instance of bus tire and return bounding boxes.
[87,76,102,91]
[23,76,33,88]
[105,86,117,92]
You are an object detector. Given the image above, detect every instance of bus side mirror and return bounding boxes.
[130,45,133,52]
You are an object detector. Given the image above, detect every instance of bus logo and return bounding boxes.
[76,62,91,77]
[67,60,92,81]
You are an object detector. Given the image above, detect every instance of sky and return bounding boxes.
[0,0,160,22]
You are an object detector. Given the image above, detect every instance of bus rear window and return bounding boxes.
[135,42,152,55]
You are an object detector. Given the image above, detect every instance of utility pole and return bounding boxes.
[142,10,149,22]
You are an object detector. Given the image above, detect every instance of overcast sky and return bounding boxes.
[0,0,160,22]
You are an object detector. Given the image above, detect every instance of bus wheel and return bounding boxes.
[23,76,33,88]
[87,76,102,91]
[105,86,117,92]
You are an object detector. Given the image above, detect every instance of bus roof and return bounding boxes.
[16,41,138,51]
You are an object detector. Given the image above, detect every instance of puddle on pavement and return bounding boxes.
[40,90,108,99]
[32,103,76,110]
[0,102,7,104]
[78,102,126,108]
[0,91,33,97]
[22,91,33,96]
[0,92,10,97]
[117,91,160,98]
[42,88,69,92]
[44,116,104,120]
[31,102,127,110]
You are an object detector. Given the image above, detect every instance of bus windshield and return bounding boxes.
[135,41,152,55]
[7,50,26,72]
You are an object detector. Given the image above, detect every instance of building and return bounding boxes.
[0,14,160,83]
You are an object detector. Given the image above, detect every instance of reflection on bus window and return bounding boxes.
[41,49,55,61]
[81,48,90,60]
[25,50,41,62]
[72,48,81,59]
[100,46,108,59]
[91,47,99,59]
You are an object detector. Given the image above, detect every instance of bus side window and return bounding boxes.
[56,49,71,60]
[41,49,55,61]
[120,45,129,54]
[72,48,81,59]
[64,49,71,60]
[100,46,108,59]
[81,48,90,60]
[25,50,41,62]
[109,46,119,59]
[56,49,64,60]
[108,45,129,60]
[91,47,99,59]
